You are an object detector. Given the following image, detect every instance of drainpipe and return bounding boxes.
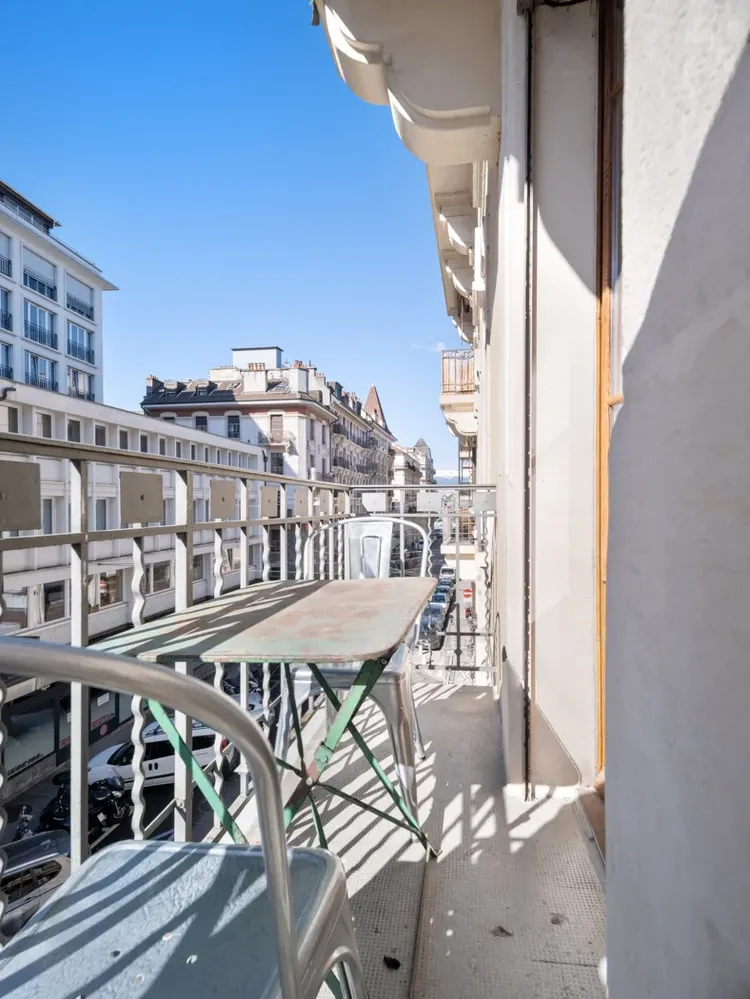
[521,4,536,802]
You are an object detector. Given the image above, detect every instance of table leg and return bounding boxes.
[311,665,438,857]
[282,657,438,857]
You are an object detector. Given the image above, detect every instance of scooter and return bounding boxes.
[38,771,127,841]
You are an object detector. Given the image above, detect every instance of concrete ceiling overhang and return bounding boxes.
[317,0,500,335]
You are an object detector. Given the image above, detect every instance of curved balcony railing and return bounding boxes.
[66,293,94,321]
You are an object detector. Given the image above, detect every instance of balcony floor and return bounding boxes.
[288,678,606,998]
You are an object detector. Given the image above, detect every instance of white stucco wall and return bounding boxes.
[491,1,599,786]
[607,1,750,994]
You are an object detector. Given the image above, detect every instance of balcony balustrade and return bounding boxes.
[24,321,58,350]
[66,339,95,364]
[66,293,94,321]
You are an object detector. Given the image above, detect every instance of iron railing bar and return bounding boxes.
[0,431,353,489]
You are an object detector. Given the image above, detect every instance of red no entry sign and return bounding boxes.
[463,588,472,600]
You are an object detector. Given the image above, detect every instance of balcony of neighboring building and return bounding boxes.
[440,349,477,439]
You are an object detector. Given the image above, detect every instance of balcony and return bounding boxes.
[227,423,241,439]
[24,321,58,350]
[440,348,477,439]
[0,309,11,332]
[68,386,95,401]
[257,430,296,451]
[23,268,57,301]
[66,339,95,365]
[0,364,12,379]
[66,293,94,321]
[25,371,58,391]
[0,466,604,996]
[0,254,10,277]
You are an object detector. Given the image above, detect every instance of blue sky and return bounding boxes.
[2,1,458,471]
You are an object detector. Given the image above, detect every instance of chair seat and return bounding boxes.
[0,840,346,999]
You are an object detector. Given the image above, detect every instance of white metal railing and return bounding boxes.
[0,431,352,880]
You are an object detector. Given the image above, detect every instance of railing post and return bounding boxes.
[213,523,224,600]
[211,662,225,835]
[174,469,194,613]
[69,458,89,869]
[239,477,250,588]
[130,522,147,840]
[173,660,193,841]
[279,484,288,581]
[454,487,462,669]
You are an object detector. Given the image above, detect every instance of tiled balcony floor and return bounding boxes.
[287,679,606,998]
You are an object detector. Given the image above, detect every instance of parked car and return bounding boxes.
[0,830,71,939]
[87,717,240,790]
[418,607,443,651]
[429,590,451,624]
[438,565,456,581]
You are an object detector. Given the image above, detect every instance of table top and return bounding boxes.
[91,577,436,665]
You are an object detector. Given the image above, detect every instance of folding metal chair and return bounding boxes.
[0,638,368,999]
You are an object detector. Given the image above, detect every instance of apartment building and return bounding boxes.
[0,383,264,648]
[143,347,398,490]
[315,0,750,988]
[142,347,335,484]
[329,382,394,487]
[0,181,116,406]
[389,443,421,514]
[403,437,436,485]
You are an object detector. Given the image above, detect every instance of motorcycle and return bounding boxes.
[38,771,127,841]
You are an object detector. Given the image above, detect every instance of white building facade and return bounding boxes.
[0,181,116,406]
[0,383,264,648]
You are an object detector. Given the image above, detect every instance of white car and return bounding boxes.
[438,566,456,581]
[87,690,263,790]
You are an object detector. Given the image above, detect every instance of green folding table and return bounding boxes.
[92,576,437,853]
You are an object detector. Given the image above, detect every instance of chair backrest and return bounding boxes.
[302,516,430,581]
[344,519,394,579]
[0,638,302,999]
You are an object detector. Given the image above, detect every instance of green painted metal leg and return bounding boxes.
[148,700,247,845]
[308,665,438,856]
[312,658,385,771]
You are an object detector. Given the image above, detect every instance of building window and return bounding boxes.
[36,412,52,438]
[95,424,106,446]
[159,437,166,456]
[95,499,107,531]
[43,580,65,622]
[195,415,207,432]
[175,441,182,459]
[6,405,18,433]
[190,443,196,461]
[99,572,121,607]
[204,447,209,462]
[227,414,240,439]
[23,250,57,301]
[67,419,81,443]
[119,429,129,450]
[66,322,94,365]
[0,340,12,378]
[192,554,204,581]
[42,498,53,535]
[270,453,284,475]
[161,415,175,423]
[140,434,148,453]
[66,276,94,321]
[270,414,283,442]
[67,367,93,401]
[222,548,235,572]
[24,352,57,391]
[0,232,10,277]
[216,450,222,465]
[23,301,57,349]
[150,562,171,594]
[0,288,11,333]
